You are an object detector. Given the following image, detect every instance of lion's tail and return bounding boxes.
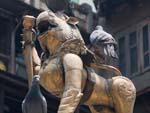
[90,63,122,76]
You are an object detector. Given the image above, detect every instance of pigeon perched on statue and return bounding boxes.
[22,75,47,113]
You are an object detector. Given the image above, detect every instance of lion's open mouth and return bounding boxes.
[48,22,58,30]
[37,21,58,34]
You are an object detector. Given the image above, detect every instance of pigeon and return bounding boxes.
[22,75,47,113]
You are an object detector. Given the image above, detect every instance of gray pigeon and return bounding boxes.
[22,75,47,113]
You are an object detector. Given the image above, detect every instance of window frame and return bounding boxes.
[118,36,127,76]
[0,9,16,74]
[128,30,139,76]
[116,18,150,77]
[140,20,150,72]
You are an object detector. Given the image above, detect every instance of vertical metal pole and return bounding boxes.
[23,15,35,88]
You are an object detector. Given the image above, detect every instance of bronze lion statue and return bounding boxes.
[22,10,136,113]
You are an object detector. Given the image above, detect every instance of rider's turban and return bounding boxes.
[90,25,118,59]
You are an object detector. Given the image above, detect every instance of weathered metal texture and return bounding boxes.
[22,10,136,113]
[22,15,35,87]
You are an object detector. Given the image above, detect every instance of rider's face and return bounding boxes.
[94,45,105,56]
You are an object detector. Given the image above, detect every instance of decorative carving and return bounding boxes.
[115,77,136,102]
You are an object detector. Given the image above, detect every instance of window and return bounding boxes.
[117,18,150,77]
[0,17,11,72]
[118,37,126,75]
[142,25,150,68]
[129,31,138,74]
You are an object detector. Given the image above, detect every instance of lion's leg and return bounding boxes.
[111,76,136,113]
[57,53,83,113]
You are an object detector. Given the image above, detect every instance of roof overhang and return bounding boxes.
[0,0,41,18]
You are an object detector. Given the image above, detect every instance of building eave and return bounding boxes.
[0,0,41,17]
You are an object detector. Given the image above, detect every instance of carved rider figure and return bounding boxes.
[90,25,118,65]
[89,26,119,79]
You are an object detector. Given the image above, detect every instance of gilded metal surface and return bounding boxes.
[39,57,64,97]
[22,10,136,113]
